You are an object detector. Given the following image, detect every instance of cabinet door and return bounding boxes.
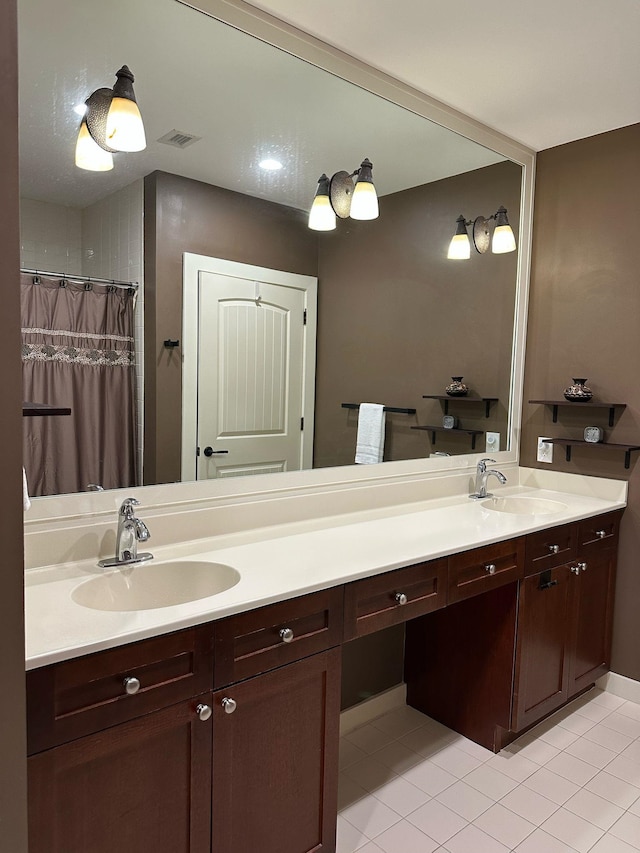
[28,696,212,853]
[512,566,572,731]
[568,546,617,697]
[212,648,341,853]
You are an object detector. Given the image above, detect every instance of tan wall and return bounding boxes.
[143,171,318,485]
[521,123,640,680]
[0,0,29,848]
[314,161,521,468]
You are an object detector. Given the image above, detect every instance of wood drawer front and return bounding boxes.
[448,538,524,603]
[213,587,344,687]
[26,626,213,754]
[343,559,447,640]
[525,523,577,577]
[579,511,622,550]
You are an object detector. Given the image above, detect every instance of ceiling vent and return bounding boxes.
[157,129,202,149]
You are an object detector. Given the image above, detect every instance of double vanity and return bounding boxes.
[24,467,627,853]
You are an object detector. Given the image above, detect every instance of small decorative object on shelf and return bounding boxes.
[442,415,458,429]
[584,426,604,443]
[445,377,469,397]
[564,378,593,402]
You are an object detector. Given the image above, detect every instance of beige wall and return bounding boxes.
[521,122,640,680]
[0,0,29,849]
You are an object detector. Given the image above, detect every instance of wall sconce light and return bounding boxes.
[308,158,379,231]
[447,206,516,259]
[75,66,146,171]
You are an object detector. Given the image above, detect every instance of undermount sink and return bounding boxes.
[481,496,568,516]
[72,560,241,611]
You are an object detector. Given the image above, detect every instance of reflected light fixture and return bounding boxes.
[447,206,516,259]
[259,158,283,171]
[308,158,379,231]
[75,65,146,171]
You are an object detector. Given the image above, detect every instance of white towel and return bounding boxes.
[355,403,386,464]
[23,467,31,512]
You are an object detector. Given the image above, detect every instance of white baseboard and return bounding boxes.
[597,672,640,704]
[340,684,407,735]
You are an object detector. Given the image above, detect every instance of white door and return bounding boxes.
[182,254,317,482]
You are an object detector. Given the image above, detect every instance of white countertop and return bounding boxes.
[25,480,626,670]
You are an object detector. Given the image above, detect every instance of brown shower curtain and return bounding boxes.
[21,273,138,496]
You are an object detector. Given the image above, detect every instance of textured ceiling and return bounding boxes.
[245,0,640,151]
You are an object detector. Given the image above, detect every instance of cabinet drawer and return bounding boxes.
[448,538,524,603]
[579,511,622,550]
[26,626,214,754]
[525,523,577,577]
[213,587,344,687]
[343,559,447,640]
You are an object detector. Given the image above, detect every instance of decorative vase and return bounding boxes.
[445,376,469,397]
[563,378,593,402]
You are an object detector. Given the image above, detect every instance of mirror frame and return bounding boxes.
[25,0,535,522]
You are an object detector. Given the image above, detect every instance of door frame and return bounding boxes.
[182,253,318,482]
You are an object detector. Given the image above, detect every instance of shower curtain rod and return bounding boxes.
[20,268,139,290]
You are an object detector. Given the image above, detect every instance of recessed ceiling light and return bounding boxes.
[259,158,283,171]
[73,103,87,117]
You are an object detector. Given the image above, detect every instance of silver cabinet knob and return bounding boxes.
[484,563,497,575]
[279,627,294,643]
[571,565,581,575]
[221,697,237,715]
[123,676,140,695]
[395,593,408,606]
[578,561,588,572]
[596,530,606,539]
[549,544,560,554]
[196,703,212,721]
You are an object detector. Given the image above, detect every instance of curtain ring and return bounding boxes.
[59,279,68,288]
[107,285,116,294]
[84,282,93,291]
[32,275,41,285]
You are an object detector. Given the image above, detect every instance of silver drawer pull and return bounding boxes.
[123,676,140,695]
[222,697,237,715]
[578,561,588,572]
[484,563,497,575]
[196,703,212,722]
[596,530,607,539]
[395,592,408,606]
[549,544,560,554]
[279,627,294,643]
[571,565,581,575]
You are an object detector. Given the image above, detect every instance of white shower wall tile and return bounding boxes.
[20,198,83,276]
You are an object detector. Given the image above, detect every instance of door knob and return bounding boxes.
[221,697,237,715]
[203,447,229,457]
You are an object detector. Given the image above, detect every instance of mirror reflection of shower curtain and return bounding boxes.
[21,273,138,496]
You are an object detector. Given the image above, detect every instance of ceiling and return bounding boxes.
[245,0,640,152]
[17,0,504,209]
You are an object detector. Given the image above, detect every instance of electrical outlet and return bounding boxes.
[486,432,500,453]
[537,436,553,463]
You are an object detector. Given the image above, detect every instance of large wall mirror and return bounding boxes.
[18,0,534,506]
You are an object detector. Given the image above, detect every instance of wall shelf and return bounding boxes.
[529,399,626,427]
[423,395,498,418]
[22,401,71,417]
[545,438,640,469]
[341,403,416,415]
[412,424,484,450]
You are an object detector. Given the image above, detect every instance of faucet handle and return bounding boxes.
[120,497,141,517]
[478,457,496,472]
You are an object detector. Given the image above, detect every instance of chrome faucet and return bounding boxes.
[98,497,153,568]
[469,458,507,500]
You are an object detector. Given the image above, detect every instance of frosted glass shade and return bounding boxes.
[105,97,146,152]
[492,224,516,254]
[308,194,336,231]
[447,233,471,259]
[75,120,113,171]
[350,180,379,220]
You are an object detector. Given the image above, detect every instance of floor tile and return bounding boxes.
[523,767,580,805]
[340,794,401,839]
[356,843,385,853]
[406,799,467,844]
[619,739,640,766]
[402,760,458,797]
[514,827,581,853]
[584,771,640,809]
[574,703,614,724]
[339,774,370,810]
[374,819,440,853]
[559,713,599,736]
[590,834,640,853]
[370,706,430,738]
[341,739,368,770]
[454,737,494,763]
[464,764,519,800]
[485,750,539,782]
[429,743,484,779]
[539,725,581,750]
[629,797,640,817]
[509,734,562,765]
[500,784,560,824]
[345,724,398,755]
[541,807,605,853]
[608,812,640,850]
[342,756,399,793]
[564,737,617,770]
[436,780,494,822]
[446,824,510,853]
[617,702,640,723]
[605,755,640,787]
[564,788,625,831]
[399,726,457,760]
[601,714,640,740]
[545,751,600,786]
[474,802,536,848]
[369,774,430,817]
[590,691,627,712]
[583,724,634,754]
[336,815,369,853]
[372,741,424,775]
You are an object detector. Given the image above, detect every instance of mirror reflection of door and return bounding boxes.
[182,255,317,481]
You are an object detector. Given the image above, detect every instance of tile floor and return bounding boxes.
[338,689,640,853]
